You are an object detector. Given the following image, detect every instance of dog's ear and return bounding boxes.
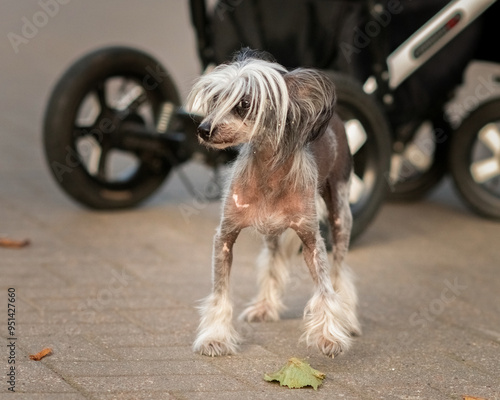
[284,69,336,143]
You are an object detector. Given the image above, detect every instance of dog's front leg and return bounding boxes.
[193,223,241,356]
[292,226,353,358]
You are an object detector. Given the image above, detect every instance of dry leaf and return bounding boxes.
[462,396,488,400]
[264,357,326,390]
[0,237,30,249]
[29,348,52,361]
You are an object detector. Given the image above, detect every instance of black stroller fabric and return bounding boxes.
[210,0,363,73]
[208,0,492,126]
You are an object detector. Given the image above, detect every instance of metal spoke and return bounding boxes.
[470,157,500,183]
[346,119,367,155]
[345,119,369,204]
[76,93,101,127]
[96,146,110,180]
[478,123,500,155]
[85,144,102,176]
[389,153,403,184]
[115,85,146,112]
[350,173,365,204]
[402,142,432,172]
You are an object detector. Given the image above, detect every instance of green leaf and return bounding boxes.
[264,357,326,390]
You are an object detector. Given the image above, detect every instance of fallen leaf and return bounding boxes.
[29,348,52,361]
[264,357,326,390]
[462,396,488,400]
[0,237,30,249]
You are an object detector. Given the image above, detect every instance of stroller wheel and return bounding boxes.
[43,47,181,209]
[325,72,392,242]
[387,116,450,202]
[449,98,500,219]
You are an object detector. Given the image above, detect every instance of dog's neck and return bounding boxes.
[249,144,278,167]
[234,143,314,193]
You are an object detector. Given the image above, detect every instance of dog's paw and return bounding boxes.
[316,335,346,358]
[239,300,280,322]
[193,324,240,357]
[301,327,352,358]
[301,292,354,357]
[193,339,238,357]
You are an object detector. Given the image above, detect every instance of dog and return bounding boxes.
[186,48,361,358]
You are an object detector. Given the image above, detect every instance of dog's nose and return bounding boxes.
[197,122,212,141]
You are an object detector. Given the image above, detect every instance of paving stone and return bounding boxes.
[93,332,193,349]
[17,335,114,362]
[110,346,199,362]
[173,389,361,400]
[16,323,144,338]
[122,309,199,335]
[93,393,178,400]
[70,375,250,393]
[1,360,79,394]
[47,360,220,377]
[0,395,87,400]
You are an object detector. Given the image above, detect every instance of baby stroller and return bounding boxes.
[209,0,500,219]
[43,0,393,241]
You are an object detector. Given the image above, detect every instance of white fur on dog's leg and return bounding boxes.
[239,299,281,322]
[332,264,362,336]
[301,290,353,358]
[193,293,240,356]
[327,180,361,337]
[239,233,297,322]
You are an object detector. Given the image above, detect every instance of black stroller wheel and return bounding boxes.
[43,47,181,209]
[326,72,392,241]
[387,116,450,202]
[449,99,500,219]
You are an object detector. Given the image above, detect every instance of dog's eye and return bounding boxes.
[235,99,251,117]
[238,100,250,110]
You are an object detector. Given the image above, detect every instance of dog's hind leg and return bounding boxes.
[323,178,361,336]
[239,233,297,322]
[193,223,241,356]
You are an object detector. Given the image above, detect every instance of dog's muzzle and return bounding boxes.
[197,121,213,141]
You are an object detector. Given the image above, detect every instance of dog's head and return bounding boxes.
[186,48,336,161]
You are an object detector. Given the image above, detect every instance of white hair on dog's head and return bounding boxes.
[187,57,289,149]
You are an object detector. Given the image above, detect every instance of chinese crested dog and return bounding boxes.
[186,48,360,358]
